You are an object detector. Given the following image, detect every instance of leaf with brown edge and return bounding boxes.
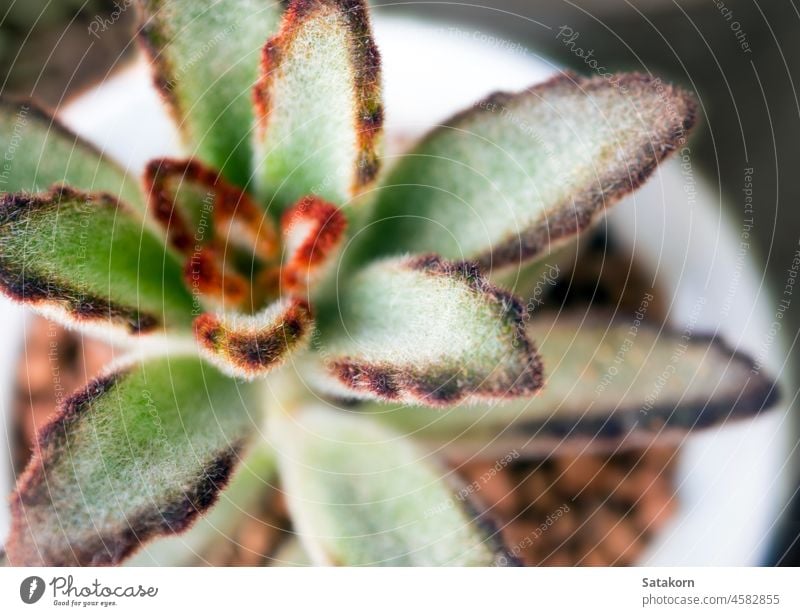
[194,297,313,379]
[270,406,518,566]
[351,72,697,272]
[0,99,144,212]
[128,441,277,565]
[280,195,347,294]
[144,158,278,309]
[309,254,543,406]
[136,0,282,186]
[5,355,261,566]
[362,314,780,458]
[253,0,383,211]
[144,158,278,260]
[0,187,194,337]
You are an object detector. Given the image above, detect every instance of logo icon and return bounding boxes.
[20,576,45,604]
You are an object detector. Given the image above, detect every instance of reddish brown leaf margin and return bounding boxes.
[194,297,314,378]
[5,370,245,566]
[253,0,383,194]
[280,195,347,294]
[328,255,544,407]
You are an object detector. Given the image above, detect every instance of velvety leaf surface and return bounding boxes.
[128,442,277,566]
[271,407,515,565]
[253,0,382,210]
[0,187,194,335]
[194,297,313,379]
[352,73,697,271]
[138,0,282,186]
[366,315,779,457]
[311,254,543,406]
[6,355,260,566]
[0,100,143,210]
[144,158,278,310]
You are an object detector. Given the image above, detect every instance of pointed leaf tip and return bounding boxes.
[368,314,780,458]
[354,72,697,271]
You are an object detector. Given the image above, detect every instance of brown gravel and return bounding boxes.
[455,449,678,566]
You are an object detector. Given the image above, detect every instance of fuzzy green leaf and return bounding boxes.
[5,355,260,566]
[253,0,382,210]
[366,315,779,457]
[129,442,277,566]
[352,73,697,271]
[0,187,194,336]
[0,100,143,210]
[137,0,282,186]
[311,254,543,406]
[270,407,515,566]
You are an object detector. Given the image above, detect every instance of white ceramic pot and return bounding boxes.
[0,15,792,565]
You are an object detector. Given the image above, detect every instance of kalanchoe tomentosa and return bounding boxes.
[0,0,778,566]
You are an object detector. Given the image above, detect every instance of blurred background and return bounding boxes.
[1,0,798,564]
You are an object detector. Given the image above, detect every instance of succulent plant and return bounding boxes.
[0,0,778,566]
